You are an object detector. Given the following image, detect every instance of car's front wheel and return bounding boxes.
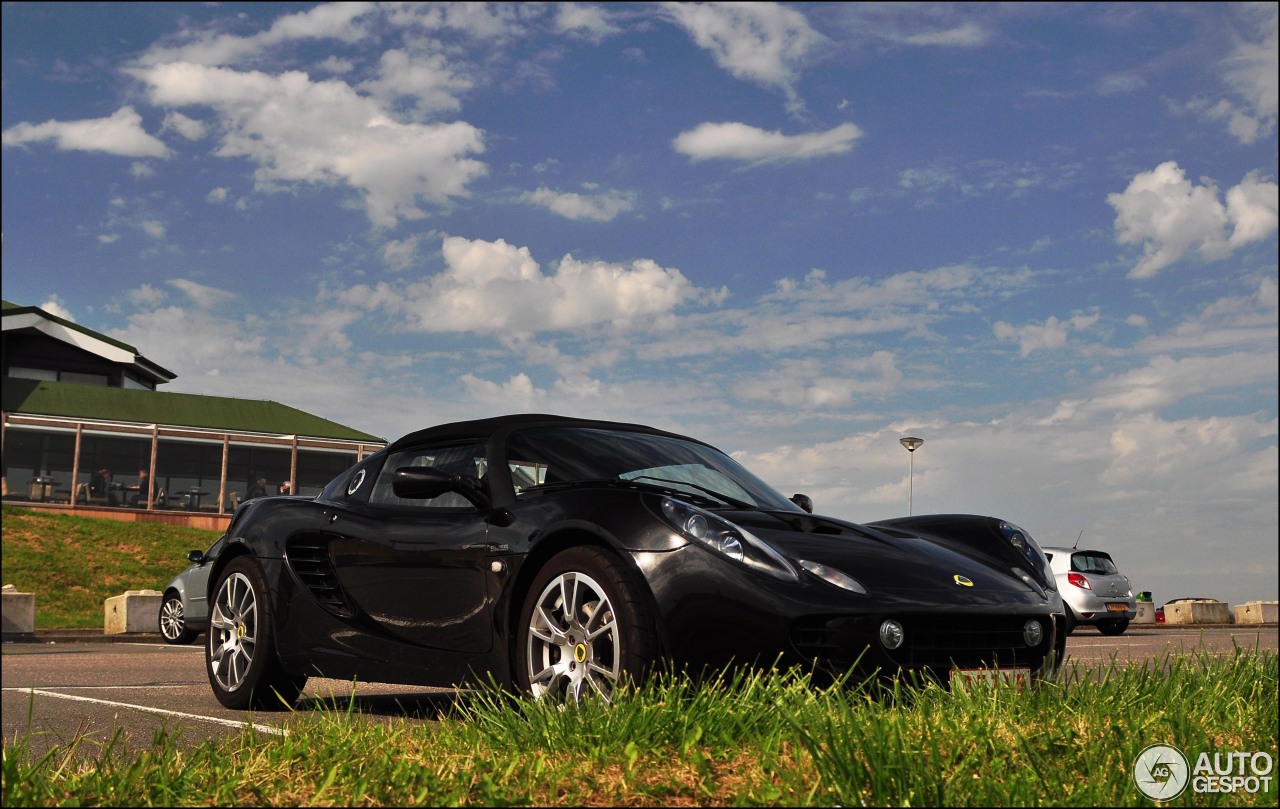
[206,556,305,710]
[159,591,196,645]
[1097,618,1129,636]
[516,546,657,704]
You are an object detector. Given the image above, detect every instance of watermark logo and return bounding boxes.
[1191,751,1274,795]
[1133,744,1275,800]
[1134,744,1189,801]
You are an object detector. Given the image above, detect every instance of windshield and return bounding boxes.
[505,426,800,511]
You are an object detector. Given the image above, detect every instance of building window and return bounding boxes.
[59,371,110,386]
[8,367,57,382]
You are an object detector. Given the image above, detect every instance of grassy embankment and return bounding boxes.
[1,505,220,627]
[2,505,1277,805]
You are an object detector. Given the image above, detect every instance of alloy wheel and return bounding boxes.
[525,571,620,703]
[209,571,257,693]
[159,596,186,641]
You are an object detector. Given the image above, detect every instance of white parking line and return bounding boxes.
[2,688,289,737]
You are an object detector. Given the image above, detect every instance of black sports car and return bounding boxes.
[203,414,1066,709]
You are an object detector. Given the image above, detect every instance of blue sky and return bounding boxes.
[3,2,1276,607]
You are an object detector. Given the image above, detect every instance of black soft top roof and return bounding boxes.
[386,413,708,452]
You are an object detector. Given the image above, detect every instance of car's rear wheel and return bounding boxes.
[159,591,196,645]
[1097,618,1129,636]
[1062,607,1078,635]
[516,546,656,704]
[206,557,305,710]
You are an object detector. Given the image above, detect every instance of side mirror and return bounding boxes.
[790,493,813,513]
[392,466,491,509]
[187,549,204,564]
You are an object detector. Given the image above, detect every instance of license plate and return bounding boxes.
[950,667,1030,688]
[1106,602,1129,612]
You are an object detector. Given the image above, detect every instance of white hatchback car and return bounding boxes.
[1042,546,1136,635]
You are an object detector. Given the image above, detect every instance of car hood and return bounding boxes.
[724,509,1046,600]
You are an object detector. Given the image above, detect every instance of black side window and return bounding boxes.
[368,443,487,510]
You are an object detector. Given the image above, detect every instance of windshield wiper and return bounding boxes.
[625,475,754,510]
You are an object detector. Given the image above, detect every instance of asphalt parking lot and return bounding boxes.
[3,624,1276,763]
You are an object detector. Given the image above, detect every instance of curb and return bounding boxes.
[4,629,169,644]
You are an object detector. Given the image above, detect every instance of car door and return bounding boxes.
[324,442,496,654]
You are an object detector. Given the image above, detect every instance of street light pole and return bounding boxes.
[899,436,924,515]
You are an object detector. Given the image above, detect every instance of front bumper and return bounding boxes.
[634,545,1064,683]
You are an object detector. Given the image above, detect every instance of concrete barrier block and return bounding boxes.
[2,584,36,636]
[1134,601,1156,624]
[104,589,163,634]
[1234,600,1279,624]
[1164,600,1231,625]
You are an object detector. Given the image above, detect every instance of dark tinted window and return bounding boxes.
[368,443,487,510]
[1070,552,1119,575]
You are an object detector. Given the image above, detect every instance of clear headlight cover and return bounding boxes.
[661,497,798,582]
[1000,521,1053,587]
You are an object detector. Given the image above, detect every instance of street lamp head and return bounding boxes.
[899,436,924,453]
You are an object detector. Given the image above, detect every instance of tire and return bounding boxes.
[1098,618,1129,636]
[206,557,305,710]
[516,546,657,704]
[1062,607,1078,636]
[159,591,197,645]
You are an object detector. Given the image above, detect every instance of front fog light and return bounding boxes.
[879,619,905,650]
[1023,619,1044,647]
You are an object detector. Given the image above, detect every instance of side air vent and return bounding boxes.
[285,535,354,617]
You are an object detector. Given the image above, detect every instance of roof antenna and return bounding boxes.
[1073,530,1083,549]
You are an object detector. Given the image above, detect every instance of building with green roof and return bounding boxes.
[2,300,384,520]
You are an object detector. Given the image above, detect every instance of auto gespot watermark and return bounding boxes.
[1133,743,1274,801]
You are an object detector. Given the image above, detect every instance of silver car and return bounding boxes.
[1042,546,1136,635]
[158,537,224,644]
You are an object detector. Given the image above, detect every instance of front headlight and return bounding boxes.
[661,497,798,582]
[1000,521,1052,586]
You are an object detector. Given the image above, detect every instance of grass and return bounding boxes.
[3,651,1277,806]
[1,505,221,627]
[3,506,1277,805]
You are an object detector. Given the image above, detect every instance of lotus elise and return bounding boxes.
[202,414,1066,709]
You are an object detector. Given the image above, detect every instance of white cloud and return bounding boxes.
[141,220,166,239]
[167,279,235,308]
[138,1,376,67]
[385,2,529,41]
[162,111,207,140]
[673,121,861,164]
[519,186,635,221]
[381,235,422,271]
[128,284,167,307]
[731,352,903,408]
[1084,352,1277,416]
[206,187,229,203]
[131,62,488,227]
[993,313,1098,357]
[1,106,169,158]
[663,1,825,112]
[336,235,708,334]
[1107,161,1279,278]
[358,49,472,118]
[1213,3,1278,144]
[901,22,989,47]
[555,3,622,42]
[39,298,75,322]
